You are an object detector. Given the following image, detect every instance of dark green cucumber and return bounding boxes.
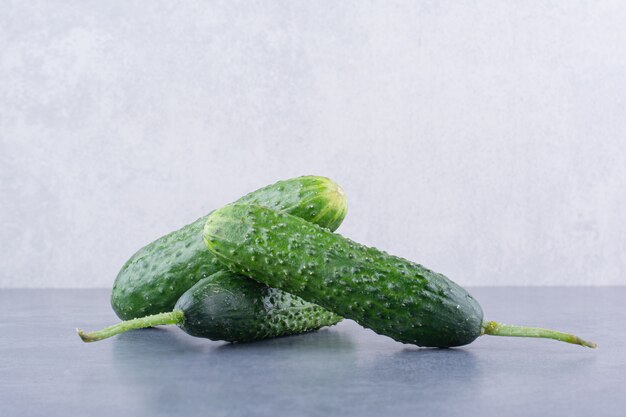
[111,176,347,320]
[81,271,342,343]
[203,204,596,348]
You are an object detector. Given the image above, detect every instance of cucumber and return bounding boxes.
[80,271,342,343]
[111,176,347,320]
[203,204,596,348]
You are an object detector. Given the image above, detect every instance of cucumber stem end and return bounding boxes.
[481,321,597,348]
[77,310,185,343]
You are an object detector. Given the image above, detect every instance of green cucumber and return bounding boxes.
[111,176,347,320]
[203,204,596,349]
[80,271,341,343]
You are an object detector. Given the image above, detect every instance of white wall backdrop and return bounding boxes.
[1,1,625,288]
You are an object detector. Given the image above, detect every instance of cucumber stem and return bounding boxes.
[481,321,597,348]
[77,310,184,343]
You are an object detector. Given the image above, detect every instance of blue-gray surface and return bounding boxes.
[1,287,623,417]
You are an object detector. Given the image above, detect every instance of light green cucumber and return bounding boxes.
[111,176,347,320]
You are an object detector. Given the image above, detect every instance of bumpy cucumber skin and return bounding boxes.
[111,176,347,320]
[175,271,342,342]
[204,204,484,348]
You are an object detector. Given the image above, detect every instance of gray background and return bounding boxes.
[1,1,625,288]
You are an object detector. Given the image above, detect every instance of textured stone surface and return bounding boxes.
[0,287,621,417]
[1,2,625,287]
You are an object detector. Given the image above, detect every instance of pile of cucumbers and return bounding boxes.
[79,176,596,349]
